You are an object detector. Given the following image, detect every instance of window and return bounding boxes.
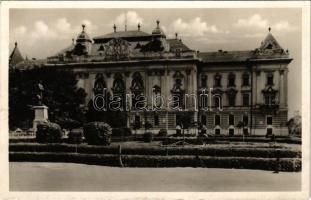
[131,72,144,109]
[153,85,161,107]
[215,115,221,126]
[215,128,221,135]
[201,75,207,87]
[171,78,184,109]
[242,73,250,86]
[267,116,273,125]
[267,128,273,136]
[214,74,222,87]
[134,115,141,129]
[267,73,274,85]
[242,93,250,106]
[200,94,208,109]
[264,94,276,105]
[229,128,234,136]
[214,95,222,108]
[243,115,249,126]
[201,115,207,126]
[228,73,235,87]
[243,128,249,135]
[229,114,235,126]
[154,115,159,126]
[228,95,236,107]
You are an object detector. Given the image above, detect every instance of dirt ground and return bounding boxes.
[10,162,301,192]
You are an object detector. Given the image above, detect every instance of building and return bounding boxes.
[17,20,293,135]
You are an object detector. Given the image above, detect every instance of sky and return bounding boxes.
[9,8,302,117]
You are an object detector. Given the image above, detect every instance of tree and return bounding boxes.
[286,111,301,136]
[9,67,87,130]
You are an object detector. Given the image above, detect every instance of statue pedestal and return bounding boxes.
[32,105,49,132]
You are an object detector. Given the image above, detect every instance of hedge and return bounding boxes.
[9,135,301,144]
[9,143,301,158]
[9,152,301,172]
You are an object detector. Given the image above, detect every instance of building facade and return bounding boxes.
[43,21,291,135]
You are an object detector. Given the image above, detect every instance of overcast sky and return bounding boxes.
[9,8,302,117]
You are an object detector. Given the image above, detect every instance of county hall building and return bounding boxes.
[11,20,292,136]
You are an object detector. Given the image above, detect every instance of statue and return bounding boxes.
[36,82,44,106]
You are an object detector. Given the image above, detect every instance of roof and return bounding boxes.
[167,39,192,52]
[198,51,254,63]
[52,43,75,57]
[12,59,47,70]
[9,42,24,67]
[93,30,151,41]
[259,32,283,50]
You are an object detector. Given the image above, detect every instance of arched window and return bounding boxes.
[171,78,185,109]
[153,85,161,107]
[214,73,222,87]
[131,72,144,109]
[94,73,107,95]
[228,73,235,87]
[214,95,222,108]
[112,73,126,110]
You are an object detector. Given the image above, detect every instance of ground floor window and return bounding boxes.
[229,128,234,136]
[243,115,249,126]
[215,128,220,135]
[267,128,273,136]
[154,114,159,126]
[134,115,141,129]
[201,115,207,126]
[243,128,248,135]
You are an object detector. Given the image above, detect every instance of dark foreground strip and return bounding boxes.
[9,152,301,172]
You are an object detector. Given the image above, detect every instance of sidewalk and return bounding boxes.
[10,162,301,192]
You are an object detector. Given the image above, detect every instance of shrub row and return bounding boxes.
[9,152,301,172]
[163,137,301,145]
[9,143,301,158]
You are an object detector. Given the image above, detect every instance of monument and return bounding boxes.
[32,82,48,132]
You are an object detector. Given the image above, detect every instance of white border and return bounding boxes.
[0,1,310,200]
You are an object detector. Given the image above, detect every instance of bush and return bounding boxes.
[67,129,83,144]
[9,152,301,172]
[83,122,112,145]
[158,129,168,137]
[112,128,132,137]
[143,132,153,143]
[9,143,301,158]
[36,121,63,143]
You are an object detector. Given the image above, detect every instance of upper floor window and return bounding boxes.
[201,75,207,87]
[264,94,276,105]
[214,73,222,87]
[242,93,250,106]
[214,95,222,108]
[267,116,273,125]
[215,115,221,126]
[243,115,249,126]
[229,114,235,126]
[228,73,236,87]
[228,96,235,107]
[267,73,274,85]
[242,73,250,86]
